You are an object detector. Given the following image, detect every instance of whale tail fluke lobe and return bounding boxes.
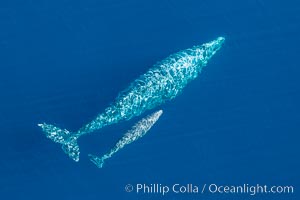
[37,123,80,162]
[61,136,80,162]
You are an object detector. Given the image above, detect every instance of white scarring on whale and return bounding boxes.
[89,110,163,168]
[38,37,225,162]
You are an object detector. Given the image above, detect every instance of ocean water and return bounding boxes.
[0,0,299,199]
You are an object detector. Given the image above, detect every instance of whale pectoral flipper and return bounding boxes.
[37,123,80,162]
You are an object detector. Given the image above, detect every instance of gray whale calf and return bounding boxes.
[38,37,225,162]
[89,110,163,168]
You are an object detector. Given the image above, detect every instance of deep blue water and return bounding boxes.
[0,0,299,199]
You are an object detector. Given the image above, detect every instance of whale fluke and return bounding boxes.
[89,154,107,168]
[89,110,163,168]
[37,123,80,162]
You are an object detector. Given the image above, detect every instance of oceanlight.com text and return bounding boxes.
[124,183,294,196]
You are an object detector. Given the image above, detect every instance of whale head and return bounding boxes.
[200,36,225,62]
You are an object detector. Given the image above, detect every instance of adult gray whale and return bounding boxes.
[38,37,225,162]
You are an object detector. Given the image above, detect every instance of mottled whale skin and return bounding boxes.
[38,37,225,161]
[89,110,163,168]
